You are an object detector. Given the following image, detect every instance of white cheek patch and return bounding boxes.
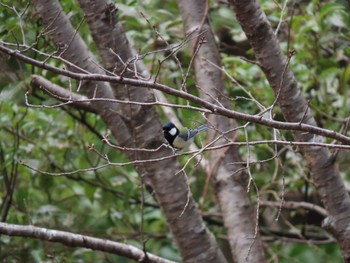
[169,127,177,136]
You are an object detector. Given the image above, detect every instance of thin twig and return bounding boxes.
[2,44,349,143]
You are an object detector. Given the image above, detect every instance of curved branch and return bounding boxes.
[0,44,349,144]
[0,222,175,263]
[260,201,328,217]
[31,75,97,113]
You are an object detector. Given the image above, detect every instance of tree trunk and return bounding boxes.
[30,0,227,262]
[228,0,350,260]
[177,0,266,262]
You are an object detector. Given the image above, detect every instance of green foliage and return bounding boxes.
[1,0,349,262]
[270,243,341,263]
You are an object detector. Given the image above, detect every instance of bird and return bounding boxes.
[162,121,208,150]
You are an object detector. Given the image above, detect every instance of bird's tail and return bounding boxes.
[197,124,209,133]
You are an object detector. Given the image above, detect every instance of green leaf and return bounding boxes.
[84,184,97,203]
[319,2,345,19]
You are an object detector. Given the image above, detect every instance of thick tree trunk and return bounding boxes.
[228,0,350,260]
[30,0,226,262]
[177,0,266,262]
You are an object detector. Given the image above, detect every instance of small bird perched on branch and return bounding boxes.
[162,121,208,150]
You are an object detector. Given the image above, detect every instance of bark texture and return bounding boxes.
[177,0,266,262]
[228,0,350,260]
[30,0,226,262]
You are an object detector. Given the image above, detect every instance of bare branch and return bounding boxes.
[19,137,350,178]
[274,0,289,36]
[0,222,175,263]
[260,201,328,217]
[1,44,349,144]
[29,75,210,113]
[30,75,97,113]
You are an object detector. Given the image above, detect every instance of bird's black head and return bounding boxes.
[162,122,179,146]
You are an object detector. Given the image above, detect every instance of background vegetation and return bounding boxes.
[0,0,349,262]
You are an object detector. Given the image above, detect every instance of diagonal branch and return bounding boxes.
[1,44,350,144]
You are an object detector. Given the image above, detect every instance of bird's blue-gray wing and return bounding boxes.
[178,129,197,141]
